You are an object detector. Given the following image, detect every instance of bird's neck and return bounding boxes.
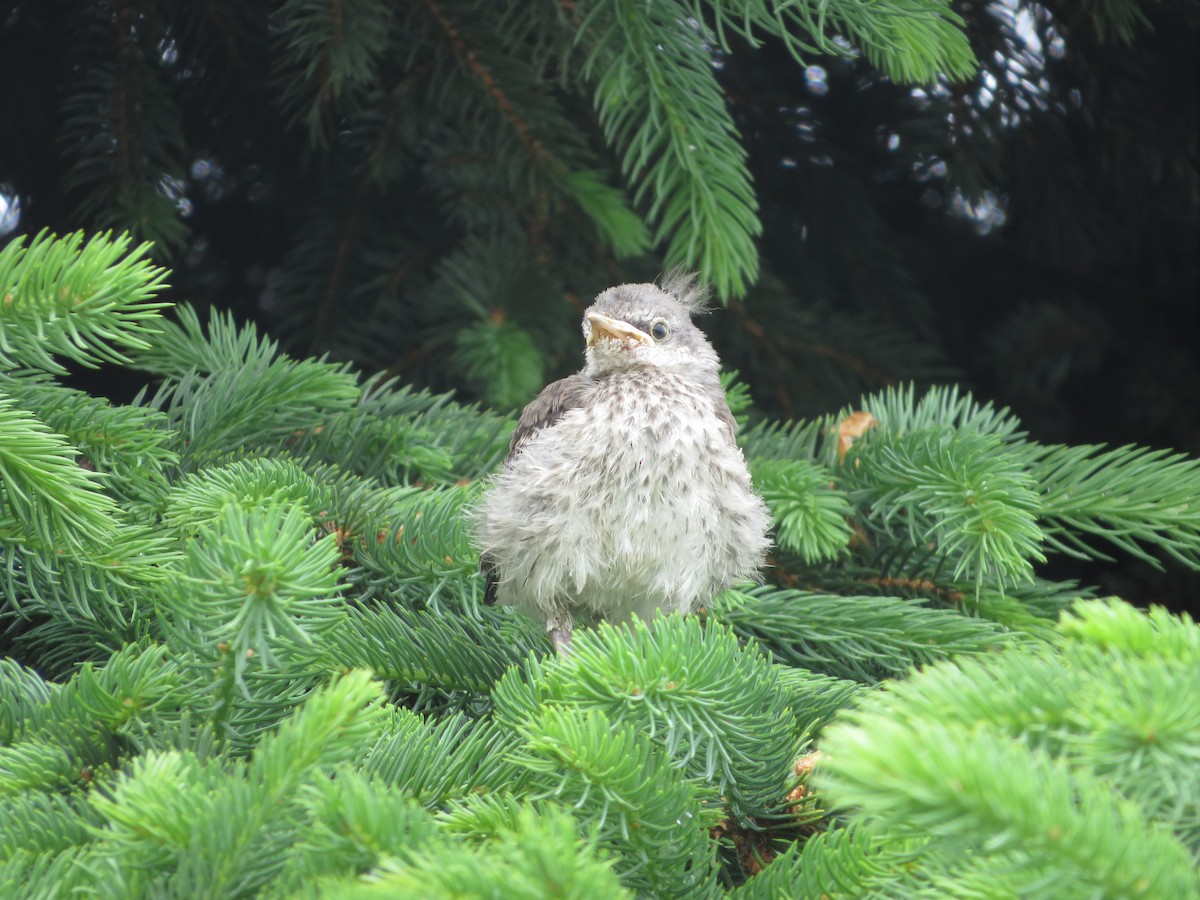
[586,363,720,391]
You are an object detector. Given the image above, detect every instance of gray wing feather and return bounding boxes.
[507,373,593,459]
[712,393,740,446]
[482,373,592,605]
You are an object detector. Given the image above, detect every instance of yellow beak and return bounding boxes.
[586,311,651,347]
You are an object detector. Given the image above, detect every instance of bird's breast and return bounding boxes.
[478,370,769,621]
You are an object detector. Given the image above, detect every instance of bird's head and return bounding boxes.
[582,271,721,381]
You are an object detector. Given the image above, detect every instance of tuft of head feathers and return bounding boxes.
[658,268,711,316]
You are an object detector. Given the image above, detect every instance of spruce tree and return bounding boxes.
[1,0,1198,895]
[1,230,1197,896]
[1,0,1193,458]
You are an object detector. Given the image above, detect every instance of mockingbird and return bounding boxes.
[475,272,771,651]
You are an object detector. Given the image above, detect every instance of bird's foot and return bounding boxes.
[548,624,573,655]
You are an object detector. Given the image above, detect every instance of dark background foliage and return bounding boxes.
[0,0,1196,608]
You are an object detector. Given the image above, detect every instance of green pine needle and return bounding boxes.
[0,230,169,374]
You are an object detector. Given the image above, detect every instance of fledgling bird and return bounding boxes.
[475,272,772,651]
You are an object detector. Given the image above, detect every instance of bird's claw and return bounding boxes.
[549,625,573,655]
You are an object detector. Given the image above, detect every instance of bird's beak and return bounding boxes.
[586,311,651,347]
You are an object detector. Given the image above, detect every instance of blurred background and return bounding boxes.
[1,0,1196,607]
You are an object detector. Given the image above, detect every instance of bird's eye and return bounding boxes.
[650,319,670,341]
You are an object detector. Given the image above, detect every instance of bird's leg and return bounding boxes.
[547,616,573,655]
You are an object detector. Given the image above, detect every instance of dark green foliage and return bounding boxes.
[494,617,802,823]
[5,0,1193,493]
[1,149,1198,898]
[0,230,169,374]
[818,599,1200,895]
[712,586,1022,681]
[1032,443,1200,567]
[752,458,854,563]
[512,706,722,898]
[336,802,630,899]
[136,305,362,466]
[726,827,910,898]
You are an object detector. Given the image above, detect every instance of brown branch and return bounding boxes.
[858,575,965,604]
[313,177,372,344]
[730,300,797,417]
[418,0,549,164]
[778,333,898,386]
[317,0,345,129]
[201,0,275,117]
[313,72,421,341]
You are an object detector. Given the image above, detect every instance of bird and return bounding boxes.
[474,271,772,652]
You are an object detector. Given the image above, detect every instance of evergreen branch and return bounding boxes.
[0,659,54,745]
[436,790,531,837]
[133,303,335,381]
[160,505,347,680]
[350,374,513,461]
[818,716,1198,897]
[272,771,436,890]
[772,667,867,736]
[364,803,631,898]
[735,303,960,407]
[272,0,394,145]
[696,0,976,83]
[1,547,165,681]
[494,616,801,822]
[720,369,754,427]
[952,578,1082,637]
[798,537,1082,637]
[192,664,331,758]
[0,230,169,375]
[316,167,377,345]
[728,826,908,898]
[293,70,431,345]
[161,457,326,535]
[1030,443,1200,568]
[418,0,547,163]
[2,380,177,509]
[352,483,482,582]
[559,169,653,258]
[752,458,854,563]
[417,0,649,260]
[0,846,103,898]
[135,306,360,464]
[0,394,122,553]
[59,5,190,250]
[87,750,222,869]
[2,526,174,674]
[0,643,184,796]
[740,416,829,464]
[1079,0,1153,42]
[248,670,384,803]
[37,643,186,744]
[512,706,721,898]
[0,792,100,863]
[1059,598,1200,663]
[287,374,507,485]
[360,709,530,807]
[454,316,546,411]
[853,383,1026,444]
[711,586,1019,682]
[419,235,556,413]
[319,604,545,696]
[823,600,1200,855]
[844,428,1045,590]
[576,0,761,296]
[312,388,454,483]
[0,741,82,799]
[86,671,386,896]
